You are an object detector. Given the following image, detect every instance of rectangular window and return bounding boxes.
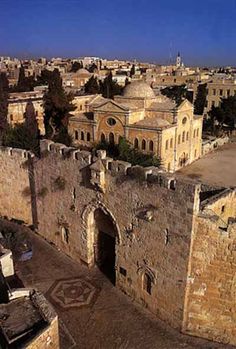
[170,138,173,148]
[143,273,152,295]
[178,135,181,144]
[193,129,196,138]
[213,89,216,96]
[220,89,223,96]
[227,89,230,97]
[165,140,169,150]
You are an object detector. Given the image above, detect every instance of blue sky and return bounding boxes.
[0,0,236,66]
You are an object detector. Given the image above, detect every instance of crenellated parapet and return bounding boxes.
[0,146,34,160]
[40,139,92,165]
[39,140,200,197]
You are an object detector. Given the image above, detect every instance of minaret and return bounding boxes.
[176,52,181,68]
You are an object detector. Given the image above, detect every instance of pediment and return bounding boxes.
[177,99,193,112]
[94,100,128,113]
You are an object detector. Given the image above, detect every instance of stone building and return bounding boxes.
[8,91,45,135]
[204,78,236,114]
[62,68,92,89]
[0,141,235,346]
[69,81,203,171]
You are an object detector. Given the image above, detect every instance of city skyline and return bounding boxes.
[1,0,236,67]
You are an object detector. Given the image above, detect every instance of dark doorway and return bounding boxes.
[96,231,115,284]
[94,209,117,284]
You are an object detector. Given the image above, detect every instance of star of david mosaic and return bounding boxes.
[47,278,99,310]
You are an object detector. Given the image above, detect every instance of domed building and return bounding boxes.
[69,81,203,172]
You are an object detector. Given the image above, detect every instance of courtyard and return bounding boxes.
[13,226,235,349]
[177,142,236,188]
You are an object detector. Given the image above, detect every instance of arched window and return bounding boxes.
[134,138,139,149]
[142,139,146,150]
[87,132,91,142]
[170,138,173,148]
[186,132,189,141]
[109,132,114,144]
[80,105,83,111]
[193,129,196,138]
[182,131,185,143]
[143,272,152,295]
[178,135,181,144]
[197,128,199,137]
[75,130,78,140]
[81,131,84,141]
[101,133,106,143]
[149,140,154,152]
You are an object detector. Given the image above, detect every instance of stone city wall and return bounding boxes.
[0,147,34,225]
[1,140,236,344]
[183,188,236,346]
[34,140,200,329]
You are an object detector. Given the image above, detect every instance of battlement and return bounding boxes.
[0,146,34,159]
[40,139,92,165]
[39,140,200,195]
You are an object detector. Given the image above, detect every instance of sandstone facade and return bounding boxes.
[69,81,203,172]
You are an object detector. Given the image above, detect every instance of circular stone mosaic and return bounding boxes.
[47,278,99,310]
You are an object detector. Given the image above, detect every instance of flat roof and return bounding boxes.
[177,142,236,188]
[0,295,47,346]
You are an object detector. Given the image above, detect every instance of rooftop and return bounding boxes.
[123,80,156,99]
[177,142,236,187]
[0,293,47,347]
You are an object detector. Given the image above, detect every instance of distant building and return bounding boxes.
[8,91,45,135]
[69,81,203,172]
[204,78,236,114]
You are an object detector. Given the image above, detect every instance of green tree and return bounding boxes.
[43,69,75,141]
[88,63,98,73]
[100,71,122,99]
[130,64,135,77]
[70,61,83,73]
[161,84,191,106]
[36,69,54,85]
[14,65,36,92]
[194,83,207,115]
[2,124,40,156]
[209,95,236,131]
[0,73,9,142]
[96,137,160,167]
[84,76,100,94]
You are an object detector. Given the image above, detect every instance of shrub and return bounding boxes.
[95,138,160,168]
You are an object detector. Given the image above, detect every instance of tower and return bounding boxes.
[176,52,181,68]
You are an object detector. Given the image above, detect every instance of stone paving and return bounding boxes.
[15,229,235,349]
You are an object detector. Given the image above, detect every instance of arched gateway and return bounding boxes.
[86,205,120,284]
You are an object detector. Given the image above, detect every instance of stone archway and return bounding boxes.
[84,204,120,284]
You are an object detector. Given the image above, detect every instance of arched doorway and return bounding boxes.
[93,208,118,284]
